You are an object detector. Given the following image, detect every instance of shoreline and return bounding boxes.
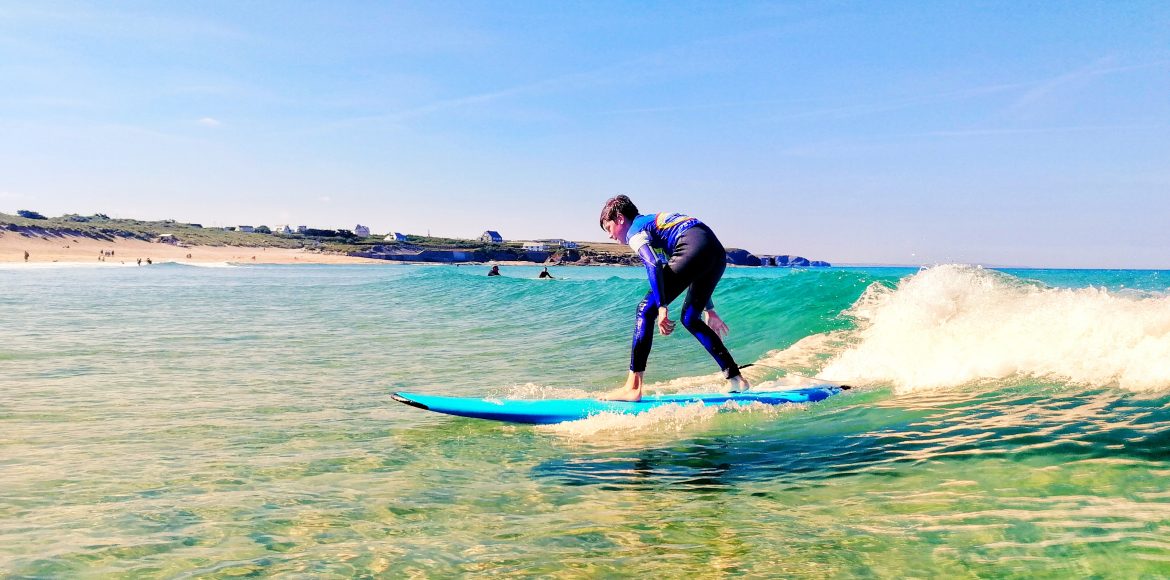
[0,233,381,265]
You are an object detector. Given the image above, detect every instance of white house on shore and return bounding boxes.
[384,232,408,242]
[354,224,371,237]
[273,224,293,234]
[540,239,578,249]
[521,241,548,252]
[237,225,255,233]
[480,231,503,243]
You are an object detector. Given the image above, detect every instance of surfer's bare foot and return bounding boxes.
[600,371,644,401]
[728,375,750,393]
[600,386,642,402]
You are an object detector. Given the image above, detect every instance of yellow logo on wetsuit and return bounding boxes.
[654,213,695,230]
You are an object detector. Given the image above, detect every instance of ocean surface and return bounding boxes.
[3,262,1170,577]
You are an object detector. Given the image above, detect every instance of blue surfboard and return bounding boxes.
[392,385,849,425]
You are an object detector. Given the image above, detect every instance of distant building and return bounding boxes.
[521,241,548,252]
[480,231,503,243]
[274,224,293,234]
[158,234,177,244]
[354,224,371,237]
[296,225,308,234]
[540,239,578,249]
[238,225,255,233]
[384,232,408,242]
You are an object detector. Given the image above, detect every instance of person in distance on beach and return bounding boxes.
[598,194,749,402]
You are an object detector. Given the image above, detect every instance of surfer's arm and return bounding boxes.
[629,232,667,308]
[629,238,673,335]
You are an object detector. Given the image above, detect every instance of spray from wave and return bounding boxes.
[819,265,1170,393]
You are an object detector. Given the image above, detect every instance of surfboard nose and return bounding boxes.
[392,393,431,410]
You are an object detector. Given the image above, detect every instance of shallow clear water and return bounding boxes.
[2,263,1170,577]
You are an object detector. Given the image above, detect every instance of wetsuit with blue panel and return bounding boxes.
[624,212,741,379]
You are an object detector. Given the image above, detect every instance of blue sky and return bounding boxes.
[1,1,1168,267]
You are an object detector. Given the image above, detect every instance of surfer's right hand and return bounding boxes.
[657,306,675,336]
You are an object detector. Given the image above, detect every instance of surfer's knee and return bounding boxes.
[680,304,704,331]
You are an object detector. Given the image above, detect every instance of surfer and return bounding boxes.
[598,194,749,401]
[538,267,553,279]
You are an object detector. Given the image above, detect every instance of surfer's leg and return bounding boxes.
[669,226,745,384]
[682,268,743,382]
[601,294,657,401]
[630,292,657,373]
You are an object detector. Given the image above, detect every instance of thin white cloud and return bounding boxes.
[1009,58,1115,114]
[321,31,729,130]
[1009,58,1170,115]
[198,117,222,127]
[318,196,332,203]
[918,122,1166,138]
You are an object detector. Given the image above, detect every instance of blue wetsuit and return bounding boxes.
[624,213,741,379]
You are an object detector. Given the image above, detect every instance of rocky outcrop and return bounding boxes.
[768,255,831,268]
[725,249,762,266]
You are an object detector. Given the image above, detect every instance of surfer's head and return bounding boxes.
[599,195,639,231]
[599,195,639,243]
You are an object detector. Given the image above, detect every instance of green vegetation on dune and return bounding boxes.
[0,212,306,248]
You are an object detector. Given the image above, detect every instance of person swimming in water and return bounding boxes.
[487,265,501,276]
[538,267,553,279]
[598,194,749,401]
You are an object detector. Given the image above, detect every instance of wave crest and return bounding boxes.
[820,265,1170,393]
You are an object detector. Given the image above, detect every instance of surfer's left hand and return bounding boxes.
[705,310,729,337]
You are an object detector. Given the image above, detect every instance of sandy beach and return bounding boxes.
[0,231,382,265]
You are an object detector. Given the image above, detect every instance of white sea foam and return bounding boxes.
[503,380,815,440]
[540,399,816,442]
[0,260,239,269]
[162,260,239,268]
[0,261,137,269]
[501,383,594,399]
[819,264,1170,393]
[750,332,854,385]
[540,402,723,438]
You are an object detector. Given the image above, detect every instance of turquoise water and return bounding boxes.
[3,262,1170,577]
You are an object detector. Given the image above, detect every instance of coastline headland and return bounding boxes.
[0,212,830,267]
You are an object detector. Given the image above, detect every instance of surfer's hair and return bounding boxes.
[599,195,639,230]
